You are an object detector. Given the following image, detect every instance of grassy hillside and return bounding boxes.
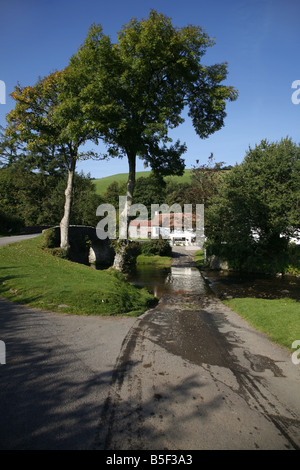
[93,169,192,195]
[0,236,154,316]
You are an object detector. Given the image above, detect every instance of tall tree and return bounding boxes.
[66,10,238,242]
[205,138,300,272]
[4,70,102,254]
[188,153,227,207]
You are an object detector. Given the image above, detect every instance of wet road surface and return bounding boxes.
[94,248,300,450]
[1,238,300,450]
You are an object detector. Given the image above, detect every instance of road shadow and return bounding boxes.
[0,299,130,450]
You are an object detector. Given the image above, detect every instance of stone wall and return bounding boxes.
[43,225,115,268]
[207,254,229,271]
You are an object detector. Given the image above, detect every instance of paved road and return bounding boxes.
[0,233,40,248]
[1,237,300,450]
[0,298,137,450]
[94,249,300,450]
[0,234,137,449]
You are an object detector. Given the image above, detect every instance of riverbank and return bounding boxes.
[197,261,300,353]
[0,235,154,316]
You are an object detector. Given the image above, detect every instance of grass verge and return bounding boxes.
[194,250,205,269]
[0,236,155,316]
[136,254,172,267]
[223,297,300,352]
[195,249,300,352]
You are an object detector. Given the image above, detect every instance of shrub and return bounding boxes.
[141,238,172,257]
[41,227,60,249]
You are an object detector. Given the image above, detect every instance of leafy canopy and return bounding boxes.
[66,10,238,175]
[4,70,102,174]
[205,137,300,272]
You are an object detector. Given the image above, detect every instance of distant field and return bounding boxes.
[93,169,192,195]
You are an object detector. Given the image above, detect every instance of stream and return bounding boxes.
[127,264,210,298]
[127,247,300,301]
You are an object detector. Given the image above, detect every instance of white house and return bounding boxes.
[129,212,198,246]
[128,219,152,239]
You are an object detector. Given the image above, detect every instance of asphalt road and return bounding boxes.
[94,249,300,450]
[0,233,41,248]
[0,236,300,450]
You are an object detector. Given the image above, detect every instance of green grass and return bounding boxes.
[194,249,205,268]
[223,297,300,351]
[0,236,155,316]
[93,169,192,195]
[195,249,300,352]
[136,254,172,267]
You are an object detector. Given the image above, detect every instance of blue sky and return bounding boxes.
[0,0,299,178]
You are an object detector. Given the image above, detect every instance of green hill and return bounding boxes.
[93,169,192,195]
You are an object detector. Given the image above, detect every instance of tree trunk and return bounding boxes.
[119,151,136,240]
[113,151,136,270]
[60,159,76,255]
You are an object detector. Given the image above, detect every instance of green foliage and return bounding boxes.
[44,172,103,226]
[3,69,106,252]
[67,10,237,196]
[0,168,102,233]
[205,138,300,273]
[0,168,59,228]
[0,236,154,316]
[224,297,300,351]
[136,254,172,267]
[41,227,60,249]
[286,244,300,274]
[194,250,205,269]
[0,210,24,235]
[141,239,172,257]
[101,171,197,209]
[189,154,228,207]
[102,180,127,206]
[133,174,166,213]
[94,170,193,196]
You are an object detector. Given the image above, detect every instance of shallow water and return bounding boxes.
[202,269,300,301]
[127,262,300,301]
[127,264,210,298]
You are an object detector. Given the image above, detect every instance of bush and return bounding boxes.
[41,227,60,249]
[286,244,300,274]
[141,238,172,257]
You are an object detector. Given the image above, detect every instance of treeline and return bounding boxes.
[205,138,300,273]
[0,169,102,234]
[1,137,299,274]
[104,138,300,274]
[102,154,229,212]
